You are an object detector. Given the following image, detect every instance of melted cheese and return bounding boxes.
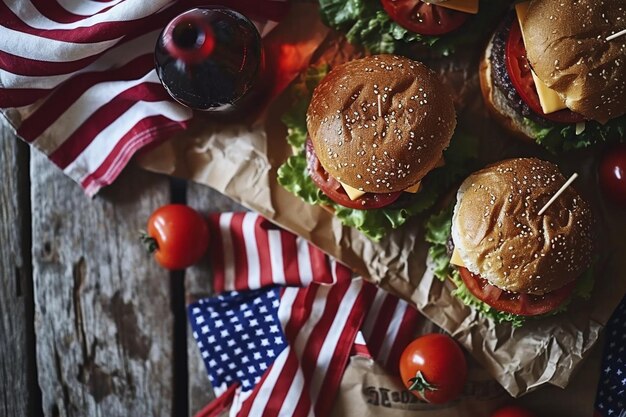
[404,181,422,194]
[450,247,466,268]
[515,2,567,114]
[428,0,479,14]
[340,182,366,201]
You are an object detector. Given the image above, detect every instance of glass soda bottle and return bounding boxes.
[154,7,264,113]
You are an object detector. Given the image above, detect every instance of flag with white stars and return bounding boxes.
[596,298,626,417]
[188,212,423,417]
[189,286,287,394]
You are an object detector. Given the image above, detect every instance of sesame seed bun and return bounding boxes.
[523,0,626,123]
[306,55,456,193]
[451,158,594,295]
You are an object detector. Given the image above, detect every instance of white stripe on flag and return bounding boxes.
[246,287,300,416]
[267,229,286,286]
[33,70,164,152]
[296,238,313,286]
[1,30,161,90]
[270,286,332,416]
[2,0,172,30]
[63,99,190,182]
[56,0,126,16]
[354,331,366,346]
[376,300,408,365]
[0,25,122,61]
[361,288,387,339]
[219,213,235,291]
[242,213,261,290]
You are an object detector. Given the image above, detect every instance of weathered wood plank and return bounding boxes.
[0,126,40,417]
[30,152,174,417]
[185,184,244,416]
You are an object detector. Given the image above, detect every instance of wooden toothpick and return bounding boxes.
[377,94,382,118]
[538,173,579,216]
[607,28,626,42]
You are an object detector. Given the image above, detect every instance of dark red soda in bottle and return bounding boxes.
[155,7,263,113]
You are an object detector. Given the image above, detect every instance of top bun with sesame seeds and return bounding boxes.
[306,55,456,193]
[451,158,595,295]
[522,0,626,123]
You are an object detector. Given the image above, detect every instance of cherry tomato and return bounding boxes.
[505,19,584,125]
[599,144,626,208]
[458,267,575,316]
[306,137,402,210]
[381,0,470,36]
[491,405,537,417]
[142,204,210,270]
[399,333,467,404]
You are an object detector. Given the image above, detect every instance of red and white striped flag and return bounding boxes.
[192,212,422,417]
[0,0,289,196]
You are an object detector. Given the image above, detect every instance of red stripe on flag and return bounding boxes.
[385,305,420,374]
[47,82,172,168]
[313,282,377,416]
[194,382,239,417]
[30,0,107,24]
[308,245,332,285]
[0,88,48,108]
[366,295,399,359]
[280,230,300,286]
[209,213,226,294]
[255,216,275,288]
[17,53,157,141]
[237,286,318,416]
[79,116,184,195]
[229,214,249,291]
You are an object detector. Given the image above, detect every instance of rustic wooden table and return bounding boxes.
[1,123,241,417]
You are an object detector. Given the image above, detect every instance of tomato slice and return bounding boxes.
[305,138,402,210]
[380,0,471,36]
[505,19,585,124]
[457,267,575,316]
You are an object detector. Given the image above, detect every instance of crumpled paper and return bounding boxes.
[137,2,626,400]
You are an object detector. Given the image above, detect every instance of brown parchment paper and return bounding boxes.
[138,3,626,400]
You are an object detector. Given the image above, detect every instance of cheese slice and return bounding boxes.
[340,182,366,201]
[515,2,567,114]
[404,181,422,194]
[427,0,479,14]
[450,247,466,268]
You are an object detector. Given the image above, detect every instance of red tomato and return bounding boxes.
[491,405,537,417]
[380,0,470,36]
[399,333,467,404]
[143,204,210,270]
[458,267,575,316]
[599,144,626,208]
[505,19,584,125]
[305,138,402,210]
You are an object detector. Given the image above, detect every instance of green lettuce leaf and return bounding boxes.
[523,115,626,153]
[318,0,509,56]
[277,65,479,241]
[424,207,597,327]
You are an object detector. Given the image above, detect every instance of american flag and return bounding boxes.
[596,297,626,417]
[189,212,421,417]
[0,0,289,196]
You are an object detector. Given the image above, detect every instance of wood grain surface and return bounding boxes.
[30,148,174,417]
[0,127,39,417]
[186,183,244,416]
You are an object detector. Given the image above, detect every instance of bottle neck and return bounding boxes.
[163,15,215,64]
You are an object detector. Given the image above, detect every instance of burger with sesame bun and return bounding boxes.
[479,0,626,152]
[278,55,478,241]
[425,158,596,326]
[306,55,456,208]
[319,0,511,56]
